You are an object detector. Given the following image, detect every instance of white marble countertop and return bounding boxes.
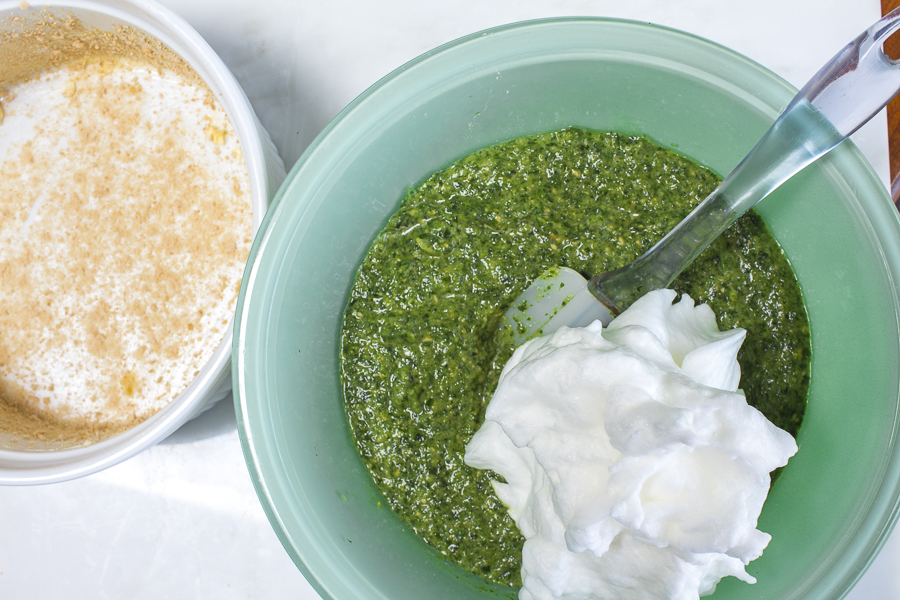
[1,1,896,598]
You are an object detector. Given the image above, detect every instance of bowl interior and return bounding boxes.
[235,18,900,600]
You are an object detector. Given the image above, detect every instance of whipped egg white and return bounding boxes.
[465,289,797,600]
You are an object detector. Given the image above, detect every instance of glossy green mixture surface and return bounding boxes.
[340,128,810,587]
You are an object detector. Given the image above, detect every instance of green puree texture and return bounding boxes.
[340,128,810,588]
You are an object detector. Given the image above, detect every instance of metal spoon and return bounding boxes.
[505,8,900,344]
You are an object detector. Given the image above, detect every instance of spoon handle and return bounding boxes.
[589,8,900,314]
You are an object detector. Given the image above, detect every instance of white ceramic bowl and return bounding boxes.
[0,0,284,484]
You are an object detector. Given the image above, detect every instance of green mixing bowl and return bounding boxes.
[233,18,900,600]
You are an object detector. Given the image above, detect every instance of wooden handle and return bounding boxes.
[883,0,900,206]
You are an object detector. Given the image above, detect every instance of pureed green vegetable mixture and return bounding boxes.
[340,128,810,588]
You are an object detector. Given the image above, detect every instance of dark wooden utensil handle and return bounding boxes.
[883,0,900,206]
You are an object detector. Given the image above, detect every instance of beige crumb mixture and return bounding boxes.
[0,10,253,446]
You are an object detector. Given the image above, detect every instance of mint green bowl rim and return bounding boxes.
[233,16,900,600]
